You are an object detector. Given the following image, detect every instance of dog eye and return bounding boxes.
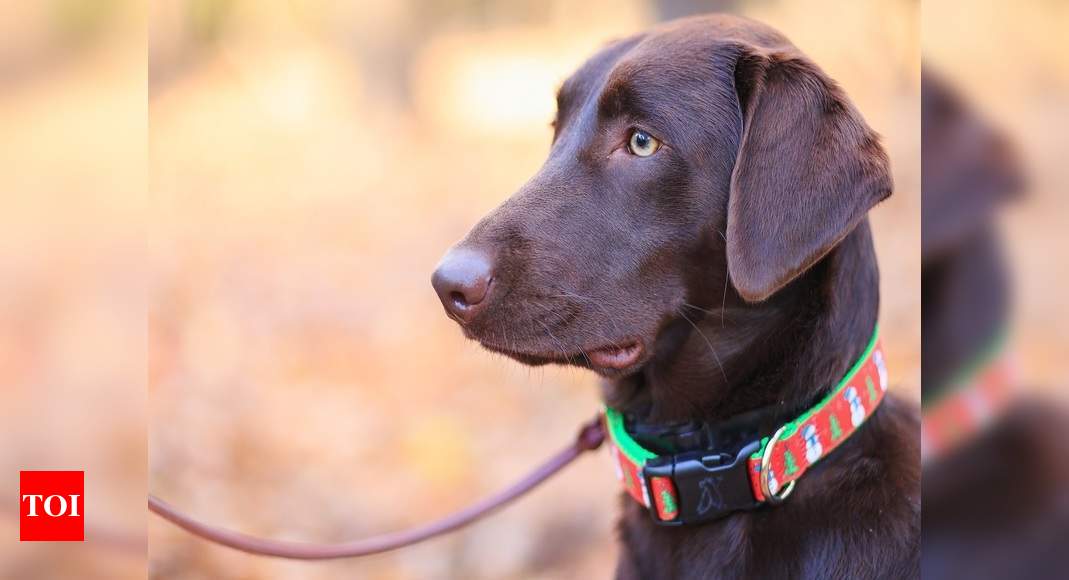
[627,129,661,157]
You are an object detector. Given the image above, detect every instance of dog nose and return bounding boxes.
[432,248,494,323]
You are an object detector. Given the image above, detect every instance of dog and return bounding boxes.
[432,15,919,579]
[921,70,1022,395]
[920,69,1069,580]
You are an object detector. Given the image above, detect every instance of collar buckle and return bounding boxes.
[641,440,761,526]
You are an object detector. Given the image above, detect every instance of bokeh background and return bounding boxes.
[0,0,146,578]
[145,1,919,578]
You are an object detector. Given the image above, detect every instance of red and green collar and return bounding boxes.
[921,331,1017,463]
[603,327,888,525]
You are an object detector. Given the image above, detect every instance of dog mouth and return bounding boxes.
[585,340,645,369]
[479,338,647,374]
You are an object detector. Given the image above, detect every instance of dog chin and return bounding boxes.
[477,338,649,378]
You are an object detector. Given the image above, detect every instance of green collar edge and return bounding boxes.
[921,326,1008,408]
[604,324,881,466]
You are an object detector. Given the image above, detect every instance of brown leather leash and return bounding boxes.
[148,415,605,560]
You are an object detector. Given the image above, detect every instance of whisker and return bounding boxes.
[575,344,593,367]
[527,253,627,336]
[678,309,729,386]
[524,299,574,362]
[536,319,572,361]
[547,289,624,337]
[716,229,729,328]
[531,299,617,347]
[682,302,719,315]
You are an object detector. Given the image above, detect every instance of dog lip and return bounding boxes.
[476,337,646,371]
[586,339,644,370]
[476,341,576,365]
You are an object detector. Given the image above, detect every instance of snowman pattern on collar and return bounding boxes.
[875,349,889,391]
[803,424,823,464]
[845,386,866,427]
[766,465,780,496]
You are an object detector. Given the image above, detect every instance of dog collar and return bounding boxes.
[604,326,887,525]
[921,331,1017,463]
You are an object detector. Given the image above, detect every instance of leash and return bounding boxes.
[148,415,605,560]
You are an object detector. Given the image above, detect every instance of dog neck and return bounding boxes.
[603,220,880,428]
[921,225,1009,400]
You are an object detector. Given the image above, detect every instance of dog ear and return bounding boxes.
[726,49,893,302]
[921,68,1025,259]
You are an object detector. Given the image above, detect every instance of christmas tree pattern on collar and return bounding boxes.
[604,326,888,523]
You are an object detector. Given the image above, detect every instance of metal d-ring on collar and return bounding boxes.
[759,423,797,503]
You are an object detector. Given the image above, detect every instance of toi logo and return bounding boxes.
[19,471,84,542]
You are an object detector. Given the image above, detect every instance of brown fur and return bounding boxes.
[434,15,919,579]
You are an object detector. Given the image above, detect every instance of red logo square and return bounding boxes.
[19,471,84,542]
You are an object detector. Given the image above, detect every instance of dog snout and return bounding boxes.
[431,247,495,323]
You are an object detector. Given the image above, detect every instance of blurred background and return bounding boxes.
[1,1,921,579]
[0,0,146,578]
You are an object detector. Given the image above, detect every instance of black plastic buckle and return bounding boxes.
[641,440,761,526]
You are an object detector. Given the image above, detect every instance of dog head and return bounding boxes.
[432,15,891,379]
[922,68,1024,261]
[921,68,1025,396]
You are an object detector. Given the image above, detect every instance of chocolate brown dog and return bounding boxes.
[433,15,919,579]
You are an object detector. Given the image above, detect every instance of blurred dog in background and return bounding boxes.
[921,69,1069,580]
